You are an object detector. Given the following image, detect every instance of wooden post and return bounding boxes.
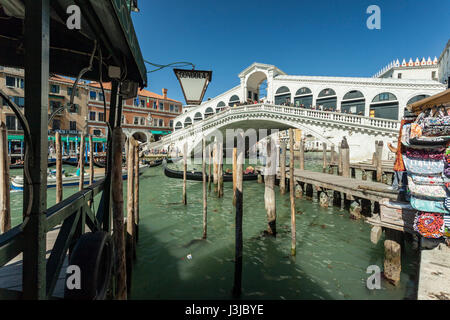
[330,145,335,164]
[202,138,207,239]
[289,129,296,256]
[213,143,218,192]
[55,131,63,204]
[232,147,237,206]
[89,135,94,185]
[183,142,187,205]
[126,137,135,293]
[78,133,85,191]
[133,143,140,245]
[264,137,276,236]
[280,142,286,194]
[299,138,305,170]
[384,228,402,286]
[376,141,383,182]
[232,131,244,298]
[341,138,350,178]
[208,145,212,192]
[112,127,127,299]
[0,123,10,233]
[218,142,224,198]
[338,146,343,176]
[322,143,327,173]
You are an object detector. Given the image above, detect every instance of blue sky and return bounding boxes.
[131,0,450,103]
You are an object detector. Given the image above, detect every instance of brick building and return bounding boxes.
[87,82,182,143]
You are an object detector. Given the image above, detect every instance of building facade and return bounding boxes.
[87,83,182,143]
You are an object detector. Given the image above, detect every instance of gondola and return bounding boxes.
[62,157,107,168]
[163,164,258,182]
[10,158,60,170]
[146,159,163,167]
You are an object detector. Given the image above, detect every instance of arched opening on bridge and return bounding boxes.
[246,71,267,103]
[341,90,365,115]
[294,87,313,108]
[404,94,430,117]
[132,131,147,143]
[184,117,192,128]
[275,86,291,105]
[229,95,240,107]
[175,121,183,130]
[194,112,203,122]
[216,101,225,113]
[204,107,214,118]
[370,92,399,120]
[316,88,337,111]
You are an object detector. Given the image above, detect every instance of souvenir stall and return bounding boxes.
[402,89,450,248]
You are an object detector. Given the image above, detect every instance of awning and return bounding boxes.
[407,88,450,114]
[49,94,65,100]
[151,130,171,135]
[9,135,107,143]
[0,0,147,88]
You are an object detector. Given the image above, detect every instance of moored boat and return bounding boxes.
[163,164,258,182]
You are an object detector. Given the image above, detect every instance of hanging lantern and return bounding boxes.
[173,68,212,105]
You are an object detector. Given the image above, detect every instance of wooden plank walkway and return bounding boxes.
[329,161,395,174]
[0,226,67,299]
[418,244,450,300]
[283,168,398,202]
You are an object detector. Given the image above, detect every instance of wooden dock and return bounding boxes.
[418,244,450,300]
[0,227,67,299]
[286,168,397,201]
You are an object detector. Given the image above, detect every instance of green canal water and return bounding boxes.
[8,154,419,300]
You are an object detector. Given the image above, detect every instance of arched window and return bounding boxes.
[274,86,291,105]
[370,92,399,120]
[194,112,203,122]
[229,95,240,106]
[341,90,365,115]
[184,117,192,127]
[318,88,336,97]
[295,87,312,96]
[316,88,337,111]
[205,107,214,118]
[216,101,225,113]
[294,87,312,108]
[175,121,183,130]
[404,94,430,118]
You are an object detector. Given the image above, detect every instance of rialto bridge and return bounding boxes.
[142,62,447,161]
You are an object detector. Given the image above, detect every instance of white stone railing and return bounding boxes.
[145,104,401,149]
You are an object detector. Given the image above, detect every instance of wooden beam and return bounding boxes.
[55,131,63,204]
[78,133,85,191]
[280,142,286,194]
[265,137,276,236]
[289,129,296,256]
[183,142,187,205]
[202,138,207,239]
[0,123,10,233]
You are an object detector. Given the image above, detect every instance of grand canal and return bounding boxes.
[8,153,419,300]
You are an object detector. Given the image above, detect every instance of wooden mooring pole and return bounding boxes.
[78,133,85,190]
[265,137,276,236]
[112,127,127,299]
[202,138,207,239]
[299,138,305,170]
[232,131,244,297]
[183,142,187,205]
[208,145,212,192]
[89,135,94,185]
[218,141,224,198]
[55,131,63,204]
[126,137,135,294]
[322,142,327,173]
[341,138,350,178]
[0,123,10,233]
[134,143,140,244]
[376,141,383,182]
[232,147,237,206]
[213,143,218,192]
[289,129,296,256]
[280,141,286,194]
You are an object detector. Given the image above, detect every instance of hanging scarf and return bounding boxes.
[414,212,444,239]
[394,119,414,172]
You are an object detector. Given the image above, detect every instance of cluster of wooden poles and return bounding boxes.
[179,129,300,297]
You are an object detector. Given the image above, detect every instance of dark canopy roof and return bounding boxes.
[0,0,147,88]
